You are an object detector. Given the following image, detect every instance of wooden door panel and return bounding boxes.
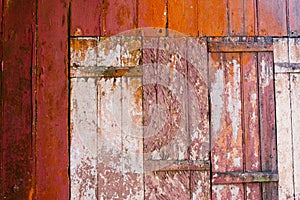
[209,41,278,199]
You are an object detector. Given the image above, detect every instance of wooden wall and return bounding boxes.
[1,0,300,199]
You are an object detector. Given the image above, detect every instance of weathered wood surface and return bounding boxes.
[70,78,98,199]
[69,0,296,37]
[36,1,70,199]
[1,0,35,199]
[290,74,300,199]
[275,73,295,200]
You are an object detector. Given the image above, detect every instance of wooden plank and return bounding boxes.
[137,0,167,36]
[168,37,189,160]
[212,172,278,184]
[70,78,98,199]
[258,52,278,199]
[210,52,245,198]
[36,0,69,198]
[242,53,262,198]
[71,0,102,36]
[289,0,300,36]
[275,73,294,200]
[121,77,144,198]
[198,0,228,36]
[145,171,190,199]
[191,171,211,199]
[210,53,243,173]
[97,78,124,198]
[121,36,142,67]
[228,0,256,36]
[242,53,260,172]
[2,0,35,199]
[70,37,98,67]
[187,37,209,161]
[290,74,300,199]
[168,0,198,36]
[208,42,273,53]
[257,0,287,36]
[102,0,137,36]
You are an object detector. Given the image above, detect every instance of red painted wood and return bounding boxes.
[37,0,69,199]
[289,0,300,36]
[102,0,137,36]
[258,0,287,36]
[2,0,35,199]
[71,0,102,36]
[258,52,278,199]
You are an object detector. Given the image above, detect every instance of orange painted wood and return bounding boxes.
[138,0,167,35]
[289,0,300,36]
[2,0,36,199]
[102,0,137,36]
[71,0,102,36]
[168,0,198,36]
[228,0,256,35]
[258,0,287,36]
[37,0,69,199]
[198,0,228,36]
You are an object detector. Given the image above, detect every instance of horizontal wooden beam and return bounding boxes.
[208,42,273,52]
[212,172,279,184]
[70,66,143,78]
[144,160,210,172]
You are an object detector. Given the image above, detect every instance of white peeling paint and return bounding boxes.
[227,59,241,141]
[211,68,224,137]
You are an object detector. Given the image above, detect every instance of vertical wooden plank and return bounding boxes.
[121,77,144,199]
[210,53,243,173]
[168,0,198,36]
[145,171,190,199]
[288,0,300,36]
[275,73,294,200]
[257,0,287,36]
[137,0,167,36]
[210,53,245,198]
[290,74,300,199]
[98,78,123,199]
[70,78,98,199]
[187,38,209,161]
[198,0,228,36]
[228,0,256,36]
[2,0,35,199]
[242,53,261,198]
[37,0,69,199]
[102,0,137,36]
[168,37,189,160]
[258,52,278,199]
[71,0,102,36]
